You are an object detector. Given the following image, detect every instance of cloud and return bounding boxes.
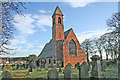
[38,44,45,49]
[33,14,52,31]
[26,43,34,49]
[39,10,52,13]
[10,35,27,46]
[64,0,97,7]
[13,14,36,35]
[39,10,46,13]
[76,29,107,43]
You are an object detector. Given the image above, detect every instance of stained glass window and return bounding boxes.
[69,39,77,56]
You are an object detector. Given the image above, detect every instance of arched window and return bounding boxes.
[53,18,55,25]
[69,39,77,56]
[58,17,61,24]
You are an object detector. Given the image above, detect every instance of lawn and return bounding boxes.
[11,65,118,79]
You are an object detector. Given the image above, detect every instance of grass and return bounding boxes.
[9,65,118,78]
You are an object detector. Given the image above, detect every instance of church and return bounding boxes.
[33,6,87,68]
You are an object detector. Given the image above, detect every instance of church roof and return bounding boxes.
[64,28,72,39]
[53,6,63,16]
[36,39,53,60]
[35,29,72,60]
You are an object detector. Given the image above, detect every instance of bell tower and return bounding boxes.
[52,6,64,41]
[52,6,64,67]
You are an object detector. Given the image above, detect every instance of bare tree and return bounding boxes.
[107,11,120,78]
[0,1,26,55]
[81,39,93,67]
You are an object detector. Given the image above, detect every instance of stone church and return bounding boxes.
[33,6,87,68]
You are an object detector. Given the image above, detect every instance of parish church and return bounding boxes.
[33,6,87,68]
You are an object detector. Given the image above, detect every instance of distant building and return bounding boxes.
[9,57,28,63]
[33,6,87,68]
[0,57,9,63]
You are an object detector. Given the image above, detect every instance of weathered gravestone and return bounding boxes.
[75,62,80,69]
[59,67,62,72]
[2,64,5,70]
[47,68,58,80]
[16,64,19,69]
[29,66,33,72]
[2,71,13,80]
[91,55,101,78]
[26,64,29,68]
[80,62,89,78]
[63,63,72,79]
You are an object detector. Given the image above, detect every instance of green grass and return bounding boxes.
[11,65,118,78]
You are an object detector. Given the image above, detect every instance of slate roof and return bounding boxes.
[53,6,63,16]
[34,29,72,61]
[64,28,72,39]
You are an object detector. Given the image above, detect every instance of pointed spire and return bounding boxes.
[53,6,63,16]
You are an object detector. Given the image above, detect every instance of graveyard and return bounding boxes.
[0,1,120,80]
[0,58,118,79]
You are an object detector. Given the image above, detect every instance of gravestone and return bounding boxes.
[2,71,12,80]
[75,64,77,68]
[16,64,19,69]
[91,55,100,78]
[26,64,29,68]
[63,63,72,79]
[2,64,5,70]
[76,62,80,69]
[29,66,33,72]
[23,64,25,68]
[80,62,89,78]
[59,67,62,72]
[47,68,58,80]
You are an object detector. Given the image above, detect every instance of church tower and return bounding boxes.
[52,6,64,41]
[52,6,64,67]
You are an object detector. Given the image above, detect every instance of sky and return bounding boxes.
[1,2,118,57]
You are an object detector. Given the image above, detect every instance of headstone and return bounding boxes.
[47,68,58,80]
[75,64,77,68]
[91,55,100,78]
[29,66,33,72]
[16,64,19,69]
[59,67,62,72]
[77,62,80,69]
[2,64,4,70]
[23,64,25,68]
[80,62,89,78]
[26,64,29,68]
[2,71,12,80]
[63,63,72,79]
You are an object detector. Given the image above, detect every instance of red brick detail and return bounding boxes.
[55,15,64,40]
[63,29,87,67]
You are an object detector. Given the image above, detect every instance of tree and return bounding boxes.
[81,39,93,67]
[93,37,105,71]
[0,1,26,55]
[107,11,120,78]
[28,54,37,63]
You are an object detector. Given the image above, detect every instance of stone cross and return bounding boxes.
[91,55,100,78]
